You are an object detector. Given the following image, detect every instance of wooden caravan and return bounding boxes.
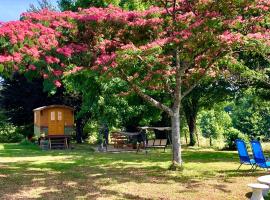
[33,105,74,138]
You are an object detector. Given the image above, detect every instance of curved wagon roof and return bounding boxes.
[33,105,74,112]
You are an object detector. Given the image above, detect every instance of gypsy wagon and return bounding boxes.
[33,105,74,149]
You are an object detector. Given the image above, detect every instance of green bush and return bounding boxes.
[224,127,249,150]
[16,124,34,139]
[20,139,35,146]
[0,124,24,143]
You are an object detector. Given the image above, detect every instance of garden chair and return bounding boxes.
[235,139,255,170]
[250,140,270,171]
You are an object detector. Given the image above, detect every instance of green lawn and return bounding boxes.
[0,143,269,200]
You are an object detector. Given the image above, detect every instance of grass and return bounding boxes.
[0,143,269,200]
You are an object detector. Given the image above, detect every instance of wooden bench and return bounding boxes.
[111,133,127,148]
[144,139,168,154]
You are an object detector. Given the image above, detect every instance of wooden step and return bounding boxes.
[48,137,68,150]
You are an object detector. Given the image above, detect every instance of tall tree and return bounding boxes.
[0,1,269,166]
[182,78,235,146]
[28,0,57,12]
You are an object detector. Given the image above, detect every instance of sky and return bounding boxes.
[0,0,58,22]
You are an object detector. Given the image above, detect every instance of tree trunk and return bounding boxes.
[75,118,83,143]
[210,137,212,146]
[171,112,182,165]
[187,114,197,146]
[183,97,199,147]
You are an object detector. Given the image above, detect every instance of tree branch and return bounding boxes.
[181,83,199,100]
[132,84,174,116]
[119,69,174,116]
[181,50,226,99]
[160,0,172,16]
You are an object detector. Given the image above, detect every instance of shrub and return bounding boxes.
[0,124,24,143]
[224,127,249,150]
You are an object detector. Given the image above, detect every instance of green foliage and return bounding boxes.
[58,0,152,11]
[20,139,36,146]
[199,110,222,146]
[223,127,248,150]
[0,124,24,143]
[231,89,270,139]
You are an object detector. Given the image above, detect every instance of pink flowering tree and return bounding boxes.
[0,0,270,166]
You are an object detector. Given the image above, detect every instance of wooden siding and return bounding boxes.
[40,109,48,126]
[64,109,74,126]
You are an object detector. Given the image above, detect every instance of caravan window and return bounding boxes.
[50,111,55,120]
[58,111,62,121]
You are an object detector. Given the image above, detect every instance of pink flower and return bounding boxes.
[219,31,243,44]
[54,80,62,87]
[28,64,36,70]
[12,52,22,63]
[65,66,83,75]
[56,43,87,57]
[53,70,63,76]
[56,46,73,57]
[13,65,19,71]
[0,55,13,63]
[96,53,116,65]
[45,56,60,64]
[43,73,49,79]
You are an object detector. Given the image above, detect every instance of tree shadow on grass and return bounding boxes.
[218,169,268,178]
[0,143,257,199]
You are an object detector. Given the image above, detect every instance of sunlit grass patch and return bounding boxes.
[0,143,269,199]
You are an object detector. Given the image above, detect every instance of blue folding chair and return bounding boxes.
[235,139,255,170]
[250,140,270,171]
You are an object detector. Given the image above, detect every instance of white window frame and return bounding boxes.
[50,111,55,121]
[58,111,62,121]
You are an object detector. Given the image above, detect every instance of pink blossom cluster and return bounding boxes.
[0,53,23,64]
[21,46,40,59]
[175,30,192,40]
[0,20,57,45]
[244,0,270,12]
[38,34,59,50]
[53,70,63,76]
[45,56,60,64]
[0,2,269,89]
[95,53,116,66]
[65,66,83,75]
[219,31,243,45]
[247,31,270,41]
[139,37,172,50]
[12,52,23,63]
[128,18,163,27]
[22,9,76,29]
[56,43,88,57]
[0,55,13,63]
[176,12,195,23]
[77,6,163,25]
[98,39,120,54]
[54,80,62,87]
[120,43,138,51]
[28,64,36,70]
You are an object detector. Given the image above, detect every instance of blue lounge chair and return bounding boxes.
[235,139,255,170]
[250,140,270,171]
